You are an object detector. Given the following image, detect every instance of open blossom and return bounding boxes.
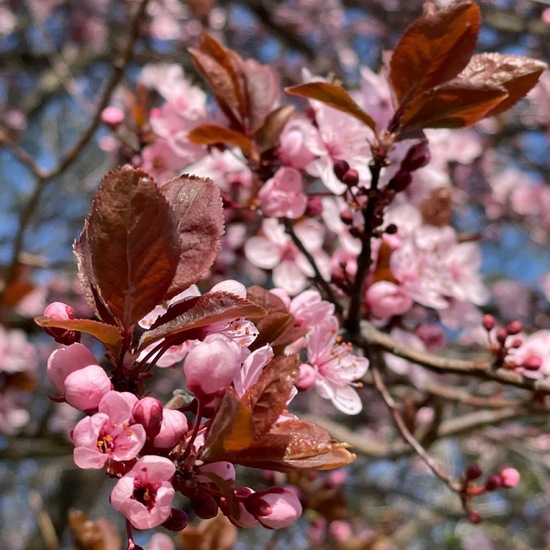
[110,456,176,529]
[72,391,146,469]
[258,167,307,219]
[301,317,369,414]
[47,343,98,395]
[245,218,330,295]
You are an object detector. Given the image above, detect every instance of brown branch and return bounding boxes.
[358,320,550,393]
[370,364,462,491]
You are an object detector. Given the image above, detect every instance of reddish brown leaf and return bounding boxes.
[285,81,376,131]
[139,291,266,349]
[189,47,242,128]
[246,286,306,353]
[389,1,480,105]
[35,316,123,352]
[453,52,547,117]
[255,105,295,152]
[86,166,180,330]
[399,82,508,133]
[160,174,225,300]
[242,355,300,437]
[243,59,280,134]
[204,413,356,472]
[188,124,254,156]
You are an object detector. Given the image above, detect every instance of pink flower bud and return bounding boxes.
[153,409,188,449]
[133,397,163,439]
[101,106,125,128]
[196,461,236,484]
[506,321,523,335]
[295,363,316,391]
[64,365,112,411]
[247,487,302,529]
[43,301,80,345]
[389,170,412,192]
[183,335,241,399]
[328,520,352,541]
[366,280,413,319]
[499,467,520,488]
[482,314,495,331]
[47,343,98,395]
[401,141,430,172]
[342,169,359,187]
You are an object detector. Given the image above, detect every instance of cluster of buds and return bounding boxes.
[482,314,542,373]
[461,462,521,524]
[387,141,431,193]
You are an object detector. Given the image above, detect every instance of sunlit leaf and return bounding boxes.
[86,166,180,330]
[160,174,225,299]
[255,105,295,152]
[285,81,376,131]
[188,124,254,156]
[389,1,480,104]
[139,291,266,349]
[35,316,123,351]
[455,52,547,117]
[243,59,280,134]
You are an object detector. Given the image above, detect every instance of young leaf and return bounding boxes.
[159,174,225,300]
[188,124,254,156]
[285,81,376,131]
[246,286,307,353]
[243,59,280,134]
[453,53,547,118]
[242,355,300,437]
[35,316,123,351]
[389,1,480,105]
[138,291,266,350]
[255,105,295,152]
[399,82,508,133]
[86,166,180,330]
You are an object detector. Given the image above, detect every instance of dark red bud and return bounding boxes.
[305,195,323,217]
[342,169,359,187]
[465,463,483,481]
[388,170,412,192]
[485,474,502,491]
[401,141,430,172]
[467,510,483,524]
[482,314,495,332]
[385,223,399,235]
[333,160,350,181]
[162,508,189,531]
[506,321,523,335]
[496,328,508,345]
[340,209,354,225]
[191,494,219,519]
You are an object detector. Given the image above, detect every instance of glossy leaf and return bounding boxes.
[160,174,225,300]
[243,59,280,134]
[139,291,266,349]
[389,1,480,105]
[285,81,376,131]
[242,355,300,437]
[455,52,547,118]
[399,82,508,133]
[246,286,307,353]
[86,166,180,330]
[35,316,123,350]
[188,124,254,156]
[255,105,295,152]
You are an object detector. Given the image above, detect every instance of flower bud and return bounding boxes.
[506,320,523,335]
[153,409,188,449]
[43,302,80,345]
[388,170,412,192]
[467,510,483,524]
[162,508,189,531]
[101,106,125,129]
[246,487,302,529]
[465,462,482,481]
[521,355,542,371]
[133,397,163,439]
[499,467,520,488]
[333,160,350,181]
[484,474,502,491]
[482,314,495,332]
[64,365,113,411]
[400,142,430,172]
[342,169,359,187]
[305,195,323,217]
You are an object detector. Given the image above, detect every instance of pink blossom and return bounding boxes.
[258,167,307,219]
[196,461,236,484]
[303,317,369,414]
[507,330,550,379]
[110,455,176,529]
[183,334,242,398]
[72,391,146,469]
[245,218,330,295]
[0,326,37,375]
[278,115,321,169]
[0,388,31,435]
[64,365,113,411]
